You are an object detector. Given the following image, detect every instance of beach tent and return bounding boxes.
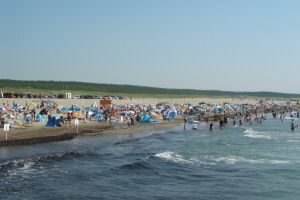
[46,116,60,127]
[69,106,81,112]
[140,114,159,123]
[60,106,69,113]
[141,114,152,122]
[36,114,46,122]
[92,113,105,121]
[167,110,176,120]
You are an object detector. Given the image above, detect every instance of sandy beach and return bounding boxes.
[0,114,181,147]
[0,97,263,108]
[0,97,291,147]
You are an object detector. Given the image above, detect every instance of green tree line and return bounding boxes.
[0,79,299,98]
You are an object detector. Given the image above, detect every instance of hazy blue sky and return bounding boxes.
[1,0,300,93]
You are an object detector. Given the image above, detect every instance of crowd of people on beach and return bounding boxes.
[0,99,300,132]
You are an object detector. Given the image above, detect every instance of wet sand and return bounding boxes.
[0,120,181,147]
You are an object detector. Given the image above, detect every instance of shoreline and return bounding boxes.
[0,97,293,147]
[0,120,181,147]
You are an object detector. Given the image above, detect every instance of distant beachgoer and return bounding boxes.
[135,114,141,122]
[31,109,36,122]
[130,117,135,126]
[209,122,213,131]
[67,112,72,124]
[219,119,224,129]
[0,118,5,128]
[56,116,64,127]
[224,116,228,125]
[279,114,284,123]
[291,120,295,131]
[239,120,242,126]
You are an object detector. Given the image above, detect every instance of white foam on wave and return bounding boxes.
[268,160,290,164]
[205,155,260,164]
[153,152,191,164]
[205,155,290,165]
[189,157,217,166]
[284,117,299,120]
[244,133,272,140]
[154,151,216,167]
[153,152,217,167]
[287,140,299,143]
[152,152,290,166]
[5,159,38,178]
[244,128,272,140]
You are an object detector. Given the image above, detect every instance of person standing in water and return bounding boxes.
[184,117,187,130]
[209,122,213,131]
[291,119,295,131]
[239,119,243,126]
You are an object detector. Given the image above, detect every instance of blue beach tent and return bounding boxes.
[139,114,159,123]
[36,114,46,123]
[167,111,176,120]
[46,116,60,127]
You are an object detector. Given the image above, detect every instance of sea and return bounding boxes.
[1,115,300,200]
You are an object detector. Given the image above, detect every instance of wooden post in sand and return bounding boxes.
[4,124,9,141]
[75,119,79,134]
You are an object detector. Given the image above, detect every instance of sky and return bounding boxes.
[1,0,300,93]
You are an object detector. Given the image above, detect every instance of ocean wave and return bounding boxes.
[152,151,192,164]
[114,138,141,145]
[244,128,272,140]
[151,152,216,167]
[0,151,91,172]
[284,117,299,120]
[118,160,153,171]
[150,152,289,167]
[287,140,299,143]
[205,155,289,165]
